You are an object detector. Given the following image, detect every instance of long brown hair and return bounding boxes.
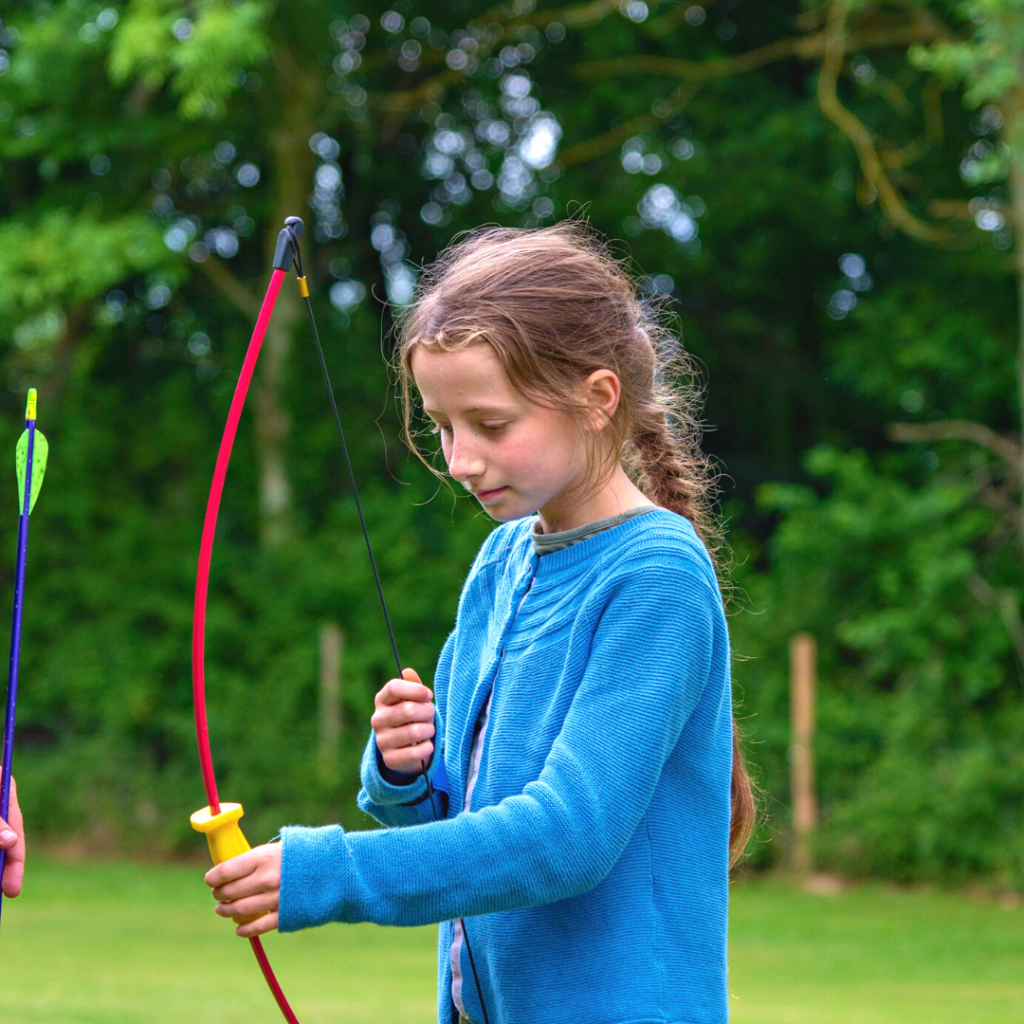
[394,220,755,867]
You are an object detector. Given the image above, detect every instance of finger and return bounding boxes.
[212,866,277,903]
[375,679,432,707]
[3,776,25,843]
[216,892,279,921]
[205,850,260,889]
[8,777,23,834]
[400,667,422,683]
[375,720,436,753]
[381,740,434,773]
[1,778,25,898]
[1,857,24,898]
[375,680,433,709]
[1,832,25,898]
[236,911,279,939]
[370,700,435,732]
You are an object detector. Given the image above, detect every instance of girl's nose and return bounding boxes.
[447,434,485,482]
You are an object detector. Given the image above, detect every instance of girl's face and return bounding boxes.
[410,342,589,524]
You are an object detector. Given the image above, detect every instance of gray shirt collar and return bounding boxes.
[530,505,659,556]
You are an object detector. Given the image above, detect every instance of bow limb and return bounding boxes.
[190,259,301,1024]
[192,267,284,813]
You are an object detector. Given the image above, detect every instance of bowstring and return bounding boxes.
[288,233,492,1024]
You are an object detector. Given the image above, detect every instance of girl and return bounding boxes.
[206,222,755,1024]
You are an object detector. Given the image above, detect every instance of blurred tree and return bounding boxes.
[545,1,1023,878]
[908,1,1024,546]
[569,1,1021,541]
[0,0,1018,883]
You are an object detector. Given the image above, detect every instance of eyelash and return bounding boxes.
[429,423,505,436]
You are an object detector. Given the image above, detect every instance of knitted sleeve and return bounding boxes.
[278,556,719,932]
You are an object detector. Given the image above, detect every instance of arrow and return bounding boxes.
[0,389,48,929]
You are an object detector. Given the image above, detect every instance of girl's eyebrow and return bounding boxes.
[423,404,515,416]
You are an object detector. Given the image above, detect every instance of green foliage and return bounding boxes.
[0,0,1018,890]
[109,0,272,119]
[734,444,1023,884]
[911,1,1024,108]
[0,211,171,321]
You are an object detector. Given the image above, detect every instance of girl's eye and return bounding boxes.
[430,423,453,436]
[481,422,506,432]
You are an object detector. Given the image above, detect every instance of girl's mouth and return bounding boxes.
[475,486,508,502]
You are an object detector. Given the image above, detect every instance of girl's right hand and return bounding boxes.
[1,775,25,898]
[371,667,436,775]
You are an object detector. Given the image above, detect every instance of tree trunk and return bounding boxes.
[254,52,321,547]
[253,280,298,548]
[1003,84,1024,550]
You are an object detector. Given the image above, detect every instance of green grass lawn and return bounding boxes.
[0,857,1020,1023]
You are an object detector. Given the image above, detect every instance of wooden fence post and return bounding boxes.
[319,623,343,779]
[789,632,817,877]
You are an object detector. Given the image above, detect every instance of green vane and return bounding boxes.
[15,389,48,515]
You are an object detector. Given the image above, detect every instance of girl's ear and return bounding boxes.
[582,369,621,431]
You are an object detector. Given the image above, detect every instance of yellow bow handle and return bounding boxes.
[190,803,266,925]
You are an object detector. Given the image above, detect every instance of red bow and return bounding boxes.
[191,223,302,1022]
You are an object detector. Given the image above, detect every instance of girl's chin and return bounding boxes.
[478,496,535,523]
[483,507,522,522]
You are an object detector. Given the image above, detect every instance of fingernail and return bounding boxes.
[0,830,15,844]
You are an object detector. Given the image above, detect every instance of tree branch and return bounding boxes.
[572,22,950,82]
[365,0,959,245]
[484,0,622,30]
[928,199,973,221]
[817,1,954,244]
[379,0,622,116]
[572,37,813,83]
[965,572,1024,678]
[887,419,1022,478]
[197,256,262,320]
[567,5,956,240]
[644,0,725,39]
[921,73,945,146]
[559,82,700,168]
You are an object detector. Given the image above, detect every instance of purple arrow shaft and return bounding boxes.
[0,415,34,926]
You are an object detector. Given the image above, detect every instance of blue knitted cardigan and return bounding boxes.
[279,509,732,1024]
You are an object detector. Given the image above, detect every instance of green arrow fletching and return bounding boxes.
[15,428,48,515]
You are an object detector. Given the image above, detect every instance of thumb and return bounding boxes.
[400,667,423,684]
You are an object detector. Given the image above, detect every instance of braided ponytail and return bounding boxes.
[627,364,756,868]
[634,410,702,520]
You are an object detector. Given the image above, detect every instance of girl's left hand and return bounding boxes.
[205,843,282,938]
[0,775,25,898]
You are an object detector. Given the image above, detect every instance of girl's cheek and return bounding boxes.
[498,434,533,472]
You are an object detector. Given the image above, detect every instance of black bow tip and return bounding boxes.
[272,216,305,272]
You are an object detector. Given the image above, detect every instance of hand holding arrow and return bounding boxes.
[0,775,25,899]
